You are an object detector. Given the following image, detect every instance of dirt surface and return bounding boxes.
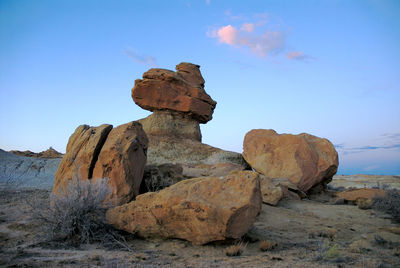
[0,189,399,267]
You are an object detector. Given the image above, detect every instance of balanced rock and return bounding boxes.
[92,122,148,204]
[106,171,262,245]
[53,124,113,193]
[243,129,338,193]
[132,62,217,123]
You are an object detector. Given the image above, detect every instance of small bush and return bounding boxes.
[373,189,400,223]
[225,241,247,257]
[31,178,131,250]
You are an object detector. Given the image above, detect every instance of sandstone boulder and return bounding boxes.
[243,129,338,193]
[92,121,148,204]
[106,171,262,245]
[53,124,113,194]
[336,188,386,205]
[132,62,217,123]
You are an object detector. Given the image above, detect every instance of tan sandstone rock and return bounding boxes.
[132,62,217,123]
[53,124,113,194]
[242,129,338,193]
[92,121,148,205]
[106,170,262,245]
[337,188,386,205]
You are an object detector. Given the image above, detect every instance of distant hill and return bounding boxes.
[9,147,63,158]
[0,149,61,190]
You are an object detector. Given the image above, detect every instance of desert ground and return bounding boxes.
[1,185,399,267]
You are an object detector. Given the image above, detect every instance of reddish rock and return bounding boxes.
[337,188,386,202]
[92,121,148,205]
[53,124,113,194]
[132,62,216,123]
[243,129,338,193]
[106,171,262,245]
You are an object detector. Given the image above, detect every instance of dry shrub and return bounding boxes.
[30,178,131,250]
[225,240,247,257]
[373,189,400,223]
[259,240,272,251]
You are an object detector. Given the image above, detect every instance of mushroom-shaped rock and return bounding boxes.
[106,170,262,245]
[132,62,216,123]
[243,129,338,193]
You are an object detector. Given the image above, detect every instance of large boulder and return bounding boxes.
[243,129,338,193]
[132,62,217,123]
[106,170,262,245]
[53,124,113,193]
[92,121,148,204]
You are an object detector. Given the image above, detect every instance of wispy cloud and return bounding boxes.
[122,47,158,67]
[208,11,310,60]
[286,51,314,61]
[205,0,210,5]
[208,23,286,57]
[336,132,400,155]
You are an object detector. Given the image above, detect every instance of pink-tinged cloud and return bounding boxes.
[217,25,238,45]
[241,23,254,32]
[286,51,313,61]
[212,24,286,57]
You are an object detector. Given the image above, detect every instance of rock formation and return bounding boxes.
[10,147,63,158]
[132,62,216,123]
[132,63,249,193]
[92,122,148,204]
[243,129,338,193]
[106,171,262,245]
[53,122,148,204]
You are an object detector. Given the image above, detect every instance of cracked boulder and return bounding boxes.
[52,122,148,205]
[106,170,262,245]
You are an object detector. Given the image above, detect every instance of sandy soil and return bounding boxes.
[0,188,399,268]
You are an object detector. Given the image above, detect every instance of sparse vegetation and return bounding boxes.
[29,177,132,250]
[373,189,400,223]
[225,240,247,257]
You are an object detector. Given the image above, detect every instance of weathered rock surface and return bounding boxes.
[132,62,217,123]
[336,188,386,203]
[106,171,262,245]
[0,149,61,189]
[243,129,338,193]
[138,111,249,192]
[92,122,148,204]
[53,124,113,193]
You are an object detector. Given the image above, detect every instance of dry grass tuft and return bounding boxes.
[225,241,247,257]
[259,240,277,251]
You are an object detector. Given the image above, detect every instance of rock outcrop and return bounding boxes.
[10,147,63,158]
[132,64,248,193]
[0,149,61,190]
[53,122,148,204]
[106,171,262,245]
[243,129,338,193]
[337,188,386,203]
[92,122,148,204]
[53,124,113,193]
[132,63,216,123]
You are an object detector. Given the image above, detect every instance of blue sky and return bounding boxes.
[1,0,399,175]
